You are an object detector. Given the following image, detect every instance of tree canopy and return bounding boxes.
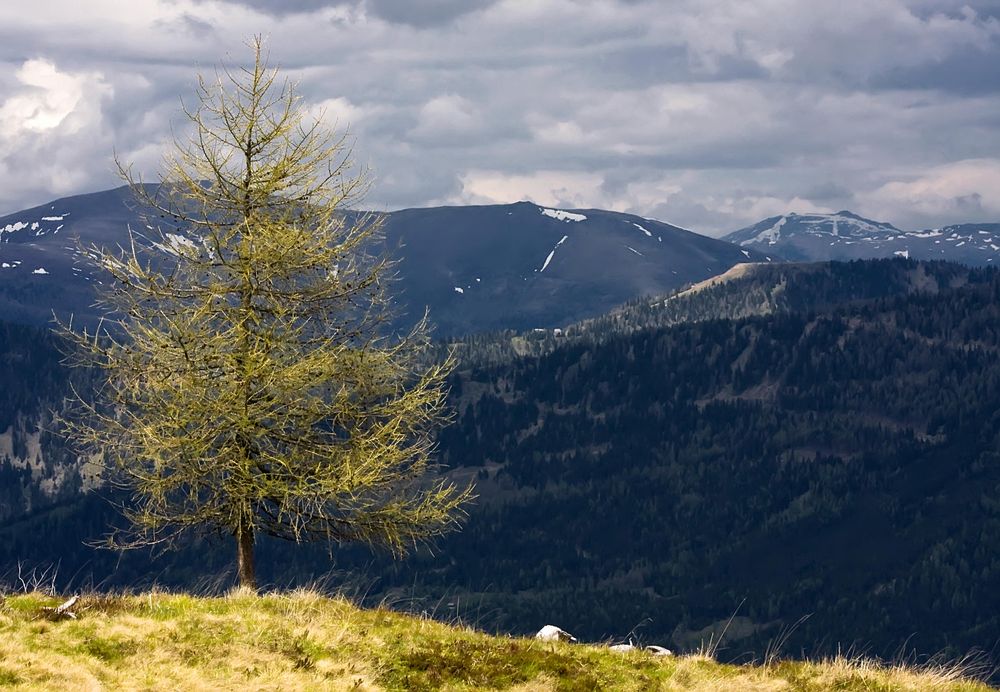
[64,37,472,588]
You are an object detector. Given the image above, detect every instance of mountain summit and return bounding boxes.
[723,210,1000,264]
[725,211,900,247]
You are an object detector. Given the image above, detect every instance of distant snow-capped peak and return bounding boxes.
[722,209,1000,265]
[731,211,900,247]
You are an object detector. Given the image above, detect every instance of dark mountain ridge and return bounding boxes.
[443,257,988,368]
[0,185,769,335]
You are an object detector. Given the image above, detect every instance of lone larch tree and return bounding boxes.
[65,38,472,589]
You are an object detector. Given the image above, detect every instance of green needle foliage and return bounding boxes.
[62,38,472,589]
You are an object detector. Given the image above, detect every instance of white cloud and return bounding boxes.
[0,59,113,210]
[409,94,483,143]
[714,195,834,221]
[0,60,94,135]
[532,119,588,146]
[454,170,606,209]
[311,97,366,131]
[860,159,1000,228]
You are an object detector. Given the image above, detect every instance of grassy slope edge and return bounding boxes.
[0,592,990,691]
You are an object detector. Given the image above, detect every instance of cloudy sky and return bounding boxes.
[1,0,998,235]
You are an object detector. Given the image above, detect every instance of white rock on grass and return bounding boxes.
[535,625,577,642]
[609,643,637,652]
[645,645,673,656]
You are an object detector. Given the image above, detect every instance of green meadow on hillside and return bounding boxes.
[0,591,990,691]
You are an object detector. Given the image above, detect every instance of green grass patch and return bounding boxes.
[1,594,58,617]
[385,637,592,690]
[0,668,22,687]
[79,635,139,664]
[283,630,328,670]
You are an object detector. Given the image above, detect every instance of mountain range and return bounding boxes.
[0,185,769,335]
[5,186,999,336]
[723,210,1000,265]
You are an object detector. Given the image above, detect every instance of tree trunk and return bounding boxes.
[236,522,257,590]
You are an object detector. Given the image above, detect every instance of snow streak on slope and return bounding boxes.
[750,217,787,245]
[540,235,570,272]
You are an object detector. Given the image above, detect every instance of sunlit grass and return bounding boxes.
[0,591,990,690]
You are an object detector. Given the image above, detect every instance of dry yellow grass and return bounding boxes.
[0,590,991,691]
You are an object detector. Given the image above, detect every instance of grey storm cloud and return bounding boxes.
[1,0,1000,235]
[872,44,1000,95]
[800,182,856,205]
[363,0,499,26]
[203,0,499,26]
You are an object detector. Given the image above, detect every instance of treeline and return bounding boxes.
[438,258,993,369]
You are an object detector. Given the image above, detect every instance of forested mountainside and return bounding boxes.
[5,259,975,521]
[0,322,98,519]
[441,258,992,368]
[415,274,1000,661]
[1,259,1000,674]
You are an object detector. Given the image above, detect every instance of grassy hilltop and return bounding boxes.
[0,591,990,691]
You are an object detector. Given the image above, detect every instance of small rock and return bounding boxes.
[646,645,673,656]
[535,625,577,642]
[609,643,636,652]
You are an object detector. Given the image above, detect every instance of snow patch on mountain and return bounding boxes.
[749,217,787,245]
[151,232,199,256]
[2,221,28,235]
[541,208,586,223]
[810,213,896,237]
[0,212,72,241]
